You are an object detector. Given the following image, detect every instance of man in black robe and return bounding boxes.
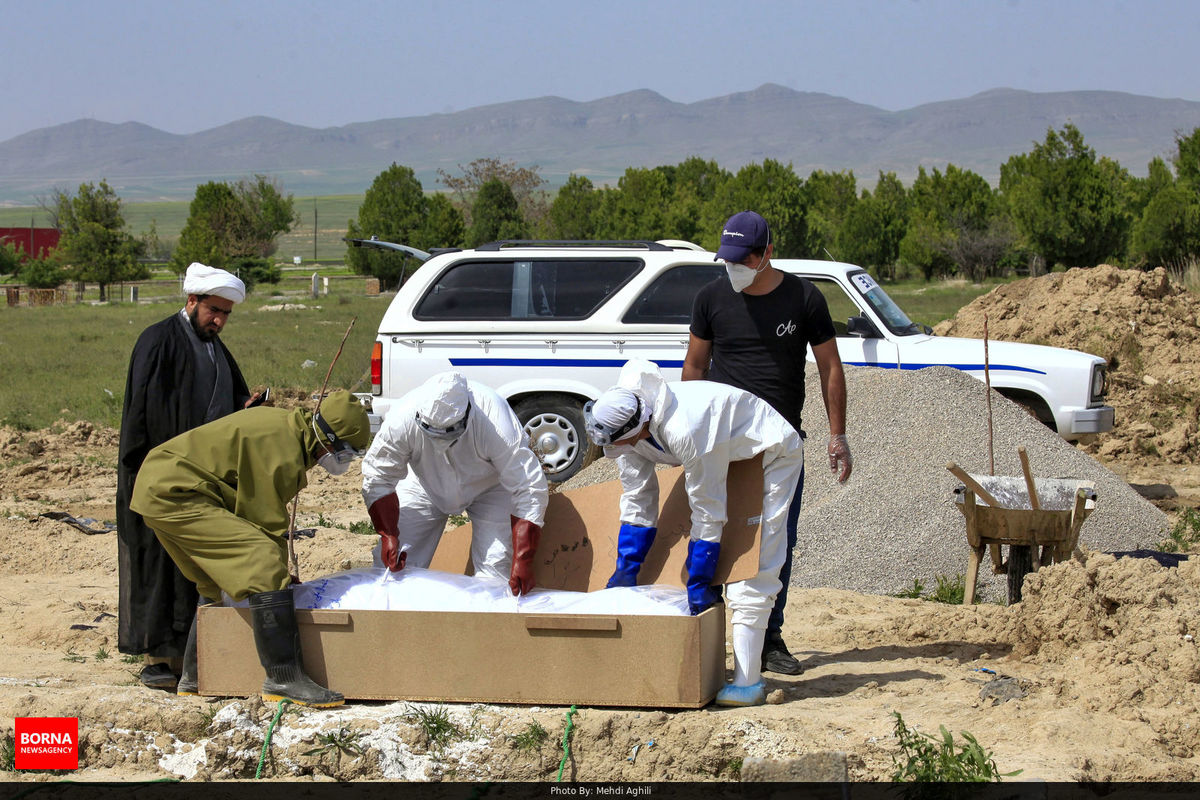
[116,262,262,689]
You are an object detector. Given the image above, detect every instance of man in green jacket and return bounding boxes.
[131,390,370,708]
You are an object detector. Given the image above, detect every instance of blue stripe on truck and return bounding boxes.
[450,357,687,368]
[843,361,1045,374]
[448,357,1043,375]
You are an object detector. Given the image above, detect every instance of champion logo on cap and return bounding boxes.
[715,211,770,263]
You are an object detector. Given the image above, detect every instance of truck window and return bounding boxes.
[414,259,642,320]
[622,264,725,324]
[808,278,861,336]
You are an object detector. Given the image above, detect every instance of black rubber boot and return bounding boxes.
[176,614,200,696]
[176,596,212,696]
[249,589,344,708]
[761,633,803,675]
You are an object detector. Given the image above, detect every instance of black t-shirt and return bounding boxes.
[690,272,836,436]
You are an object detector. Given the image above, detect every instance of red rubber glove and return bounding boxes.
[368,492,407,572]
[509,515,541,596]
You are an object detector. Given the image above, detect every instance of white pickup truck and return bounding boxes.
[354,239,1113,481]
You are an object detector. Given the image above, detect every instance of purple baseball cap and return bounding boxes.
[715,210,770,263]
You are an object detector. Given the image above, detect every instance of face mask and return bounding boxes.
[318,450,351,475]
[725,260,758,293]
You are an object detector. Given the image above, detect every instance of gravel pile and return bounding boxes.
[564,365,1169,601]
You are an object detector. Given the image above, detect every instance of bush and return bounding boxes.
[18,257,68,289]
[228,256,282,292]
[0,241,21,278]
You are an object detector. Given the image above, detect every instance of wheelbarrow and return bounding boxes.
[949,460,1097,604]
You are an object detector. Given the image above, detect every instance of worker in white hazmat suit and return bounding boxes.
[361,372,548,595]
[584,359,804,707]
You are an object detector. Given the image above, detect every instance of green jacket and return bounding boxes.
[131,406,320,538]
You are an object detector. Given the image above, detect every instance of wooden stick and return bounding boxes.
[947,461,1002,507]
[984,315,995,475]
[1017,445,1041,510]
[287,316,359,584]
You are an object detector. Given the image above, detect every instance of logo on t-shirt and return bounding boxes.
[776,319,797,337]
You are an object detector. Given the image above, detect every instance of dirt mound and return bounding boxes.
[934,265,1200,468]
[1006,550,1200,764]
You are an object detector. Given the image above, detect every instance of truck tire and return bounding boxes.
[1007,544,1034,604]
[998,389,1056,432]
[513,395,594,483]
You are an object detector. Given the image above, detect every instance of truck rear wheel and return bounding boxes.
[513,396,594,483]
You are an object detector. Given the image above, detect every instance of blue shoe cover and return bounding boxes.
[715,680,766,707]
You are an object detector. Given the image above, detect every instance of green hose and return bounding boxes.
[255,698,293,778]
[556,705,578,782]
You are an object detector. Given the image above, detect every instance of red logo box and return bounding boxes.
[15,717,79,770]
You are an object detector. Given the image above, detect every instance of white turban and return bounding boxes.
[418,372,470,428]
[183,262,246,304]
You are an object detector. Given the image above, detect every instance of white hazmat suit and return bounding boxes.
[594,359,804,704]
[361,374,548,588]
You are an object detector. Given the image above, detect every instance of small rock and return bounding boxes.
[1142,375,1159,386]
[766,689,786,705]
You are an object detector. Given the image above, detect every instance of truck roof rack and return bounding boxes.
[474,240,677,252]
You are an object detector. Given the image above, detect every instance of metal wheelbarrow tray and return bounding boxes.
[954,475,1097,604]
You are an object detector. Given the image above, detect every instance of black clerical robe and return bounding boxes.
[115,312,250,655]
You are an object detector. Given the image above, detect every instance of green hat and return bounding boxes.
[315,390,371,452]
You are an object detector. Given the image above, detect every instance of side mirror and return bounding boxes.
[846,315,881,338]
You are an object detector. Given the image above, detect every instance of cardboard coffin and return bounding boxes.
[198,456,764,708]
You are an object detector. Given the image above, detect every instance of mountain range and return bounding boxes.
[2,84,1199,205]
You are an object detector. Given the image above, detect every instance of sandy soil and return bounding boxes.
[2,267,1198,783]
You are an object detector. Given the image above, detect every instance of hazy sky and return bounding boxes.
[4,0,1197,143]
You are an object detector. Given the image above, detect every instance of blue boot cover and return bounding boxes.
[715,680,767,707]
[606,524,657,588]
[685,539,721,615]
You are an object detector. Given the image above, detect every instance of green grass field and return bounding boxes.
[0,280,389,431]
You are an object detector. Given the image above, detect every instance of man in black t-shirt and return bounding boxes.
[684,210,853,675]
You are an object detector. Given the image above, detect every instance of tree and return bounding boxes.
[173,182,234,269]
[595,167,671,240]
[900,164,1012,281]
[837,172,909,276]
[798,170,857,259]
[1175,126,1200,185]
[52,180,146,301]
[546,174,601,239]
[658,157,731,245]
[467,178,527,246]
[423,193,466,250]
[1129,127,1200,268]
[172,175,297,287]
[345,163,462,289]
[438,157,548,229]
[703,160,806,256]
[999,123,1132,268]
